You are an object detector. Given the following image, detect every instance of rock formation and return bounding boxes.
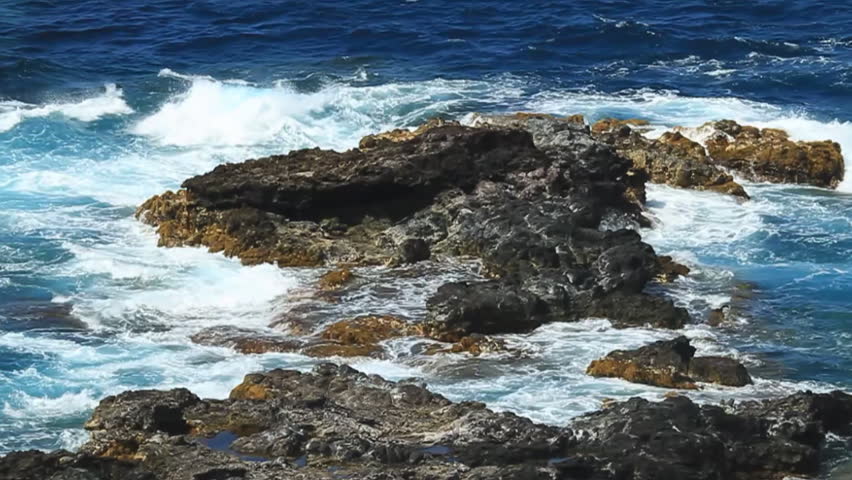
[138,116,689,335]
[586,336,752,388]
[4,365,850,480]
[592,121,750,199]
[685,120,845,188]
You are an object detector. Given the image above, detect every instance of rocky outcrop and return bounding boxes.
[685,120,845,188]
[139,116,690,332]
[587,336,752,388]
[6,365,851,480]
[593,122,750,199]
[570,390,852,480]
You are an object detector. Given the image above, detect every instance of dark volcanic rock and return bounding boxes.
[689,356,752,387]
[6,366,851,480]
[421,281,548,341]
[0,450,155,480]
[586,336,752,388]
[184,125,546,218]
[139,114,690,333]
[570,390,852,480]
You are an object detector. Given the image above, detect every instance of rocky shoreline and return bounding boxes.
[3,364,852,480]
[3,113,849,478]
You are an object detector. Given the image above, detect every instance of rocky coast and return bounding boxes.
[3,113,849,479]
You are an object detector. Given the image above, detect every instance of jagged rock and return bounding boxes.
[570,390,852,480]
[693,120,845,188]
[689,356,752,387]
[139,116,692,338]
[0,450,155,480]
[8,365,851,480]
[421,281,548,341]
[582,292,689,329]
[137,125,548,267]
[357,117,460,149]
[594,125,749,199]
[586,336,699,389]
[587,336,752,388]
[318,314,412,350]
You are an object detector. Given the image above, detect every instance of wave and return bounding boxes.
[131,69,527,149]
[127,69,852,191]
[0,84,133,133]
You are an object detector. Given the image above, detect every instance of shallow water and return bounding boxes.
[1,2,851,475]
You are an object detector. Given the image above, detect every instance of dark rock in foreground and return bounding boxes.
[587,336,752,388]
[3,364,851,480]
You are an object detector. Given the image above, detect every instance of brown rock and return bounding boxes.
[586,336,698,389]
[586,336,752,389]
[320,315,412,345]
[317,267,355,290]
[358,117,460,149]
[594,127,750,199]
[699,120,844,188]
[190,326,303,354]
[424,334,508,356]
[301,342,382,358]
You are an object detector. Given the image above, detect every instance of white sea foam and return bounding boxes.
[2,390,99,419]
[132,69,525,150]
[0,84,132,132]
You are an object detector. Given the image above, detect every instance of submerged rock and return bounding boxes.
[586,336,752,388]
[694,120,845,188]
[6,365,850,480]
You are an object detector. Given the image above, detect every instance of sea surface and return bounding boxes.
[1,0,852,474]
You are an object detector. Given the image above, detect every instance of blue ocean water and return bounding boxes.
[1,0,851,470]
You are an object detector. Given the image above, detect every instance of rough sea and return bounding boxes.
[1,1,851,475]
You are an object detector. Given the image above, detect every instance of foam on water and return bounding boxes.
[131,69,528,150]
[0,84,133,133]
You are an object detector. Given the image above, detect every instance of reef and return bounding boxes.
[3,364,851,480]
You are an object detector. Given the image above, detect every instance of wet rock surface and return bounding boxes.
[587,336,752,388]
[593,122,750,199]
[139,115,689,335]
[4,364,851,480]
[693,120,845,188]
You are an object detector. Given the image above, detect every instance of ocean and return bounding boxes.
[1,0,851,474]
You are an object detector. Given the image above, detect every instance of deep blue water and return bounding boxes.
[1,1,851,471]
